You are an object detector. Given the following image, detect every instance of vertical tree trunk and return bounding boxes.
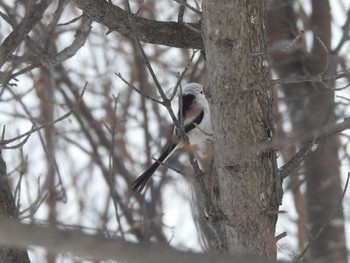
[304,2,347,261]
[267,1,347,262]
[0,152,31,263]
[202,0,281,257]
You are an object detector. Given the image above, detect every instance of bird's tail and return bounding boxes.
[132,143,177,193]
[131,162,161,193]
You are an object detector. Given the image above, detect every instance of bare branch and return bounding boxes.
[177,0,186,22]
[39,15,92,66]
[57,14,83,26]
[275,231,287,242]
[1,15,92,86]
[279,118,350,179]
[0,84,87,149]
[174,0,202,16]
[270,71,350,86]
[0,217,284,263]
[251,30,304,56]
[72,0,202,49]
[0,0,53,68]
[115,73,162,104]
[315,35,329,74]
[277,30,304,54]
[170,49,198,101]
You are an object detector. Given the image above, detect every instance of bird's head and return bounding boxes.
[182,83,205,97]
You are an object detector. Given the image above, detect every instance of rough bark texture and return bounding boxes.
[267,1,347,262]
[0,152,31,263]
[72,0,202,49]
[203,0,281,257]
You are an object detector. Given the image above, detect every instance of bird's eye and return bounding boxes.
[200,90,204,94]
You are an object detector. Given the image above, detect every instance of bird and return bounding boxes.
[132,83,212,193]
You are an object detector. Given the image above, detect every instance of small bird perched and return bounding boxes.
[132,83,212,193]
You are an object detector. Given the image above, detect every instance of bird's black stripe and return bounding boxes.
[180,93,204,133]
[184,110,204,133]
[181,94,195,119]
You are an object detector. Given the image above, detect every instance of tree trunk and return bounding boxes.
[267,1,347,262]
[202,0,281,257]
[0,152,31,263]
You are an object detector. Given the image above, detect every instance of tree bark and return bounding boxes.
[0,152,31,263]
[72,0,202,49]
[203,0,281,257]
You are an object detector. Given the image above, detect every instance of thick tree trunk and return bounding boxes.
[304,2,347,262]
[202,0,281,257]
[267,1,347,262]
[0,152,31,263]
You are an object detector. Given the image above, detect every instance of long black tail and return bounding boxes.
[132,143,177,193]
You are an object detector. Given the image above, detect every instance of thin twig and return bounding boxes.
[270,71,350,86]
[177,0,186,22]
[333,83,350,92]
[279,30,304,54]
[315,35,329,74]
[251,30,304,56]
[108,95,126,240]
[0,83,87,149]
[336,94,350,102]
[182,22,201,34]
[1,65,37,84]
[1,126,5,141]
[193,122,212,137]
[174,0,202,16]
[275,231,287,242]
[170,50,198,101]
[57,14,83,26]
[115,73,162,104]
[279,117,350,179]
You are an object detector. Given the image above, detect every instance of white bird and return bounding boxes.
[132,83,212,193]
